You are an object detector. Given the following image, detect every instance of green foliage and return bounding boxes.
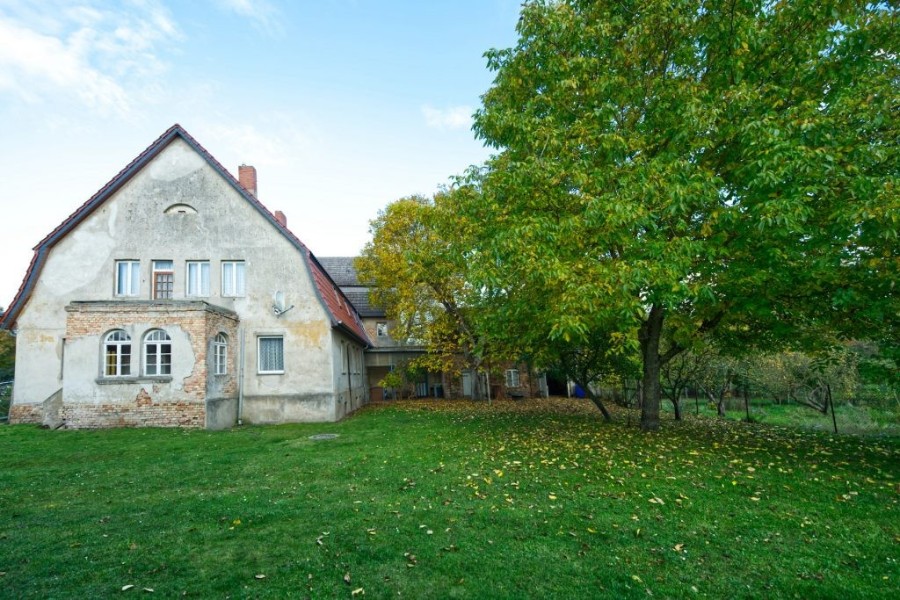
[0,402,897,597]
[0,329,14,382]
[463,0,898,431]
[356,190,515,398]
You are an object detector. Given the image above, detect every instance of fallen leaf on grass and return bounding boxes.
[255,574,266,580]
[122,584,134,591]
[344,573,352,585]
[351,588,365,596]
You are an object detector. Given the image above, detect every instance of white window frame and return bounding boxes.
[104,330,132,376]
[213,333,228,375]
[222,261,246,297]
[257,335,284,374]
[505,369,520,388]
[143,329,172,376]
[186,261,210,297]
[115,260,140,297]
[376,322,388,338]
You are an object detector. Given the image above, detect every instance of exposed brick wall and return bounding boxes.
[61,301,239,429]
[205,311,238,398]
[9,404,43,424]
[62,398,205,429]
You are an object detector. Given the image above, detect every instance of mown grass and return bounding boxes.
[0,399,897,599]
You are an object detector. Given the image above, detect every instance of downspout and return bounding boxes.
[238,328,245,426]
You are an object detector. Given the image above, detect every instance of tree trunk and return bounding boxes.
[639,304,664,432]
[587,393,612,422]
[672,396,682,421]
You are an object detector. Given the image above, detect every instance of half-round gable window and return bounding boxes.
[164,203,198,215]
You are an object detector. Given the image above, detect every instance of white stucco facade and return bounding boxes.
[2,127,370,428]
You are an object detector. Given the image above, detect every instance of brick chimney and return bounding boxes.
[238,164,257,197]
[274,211,287,227]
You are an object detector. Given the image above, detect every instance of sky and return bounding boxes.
[0,0,521,309]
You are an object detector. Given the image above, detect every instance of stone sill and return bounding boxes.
[95,376,173,386]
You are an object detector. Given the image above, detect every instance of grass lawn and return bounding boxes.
[0,399,897,599]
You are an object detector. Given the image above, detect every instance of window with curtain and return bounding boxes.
[186,261,210,297]
[505,369,520,388]
[115,261,140,296]
[258,336,283,373]
[222,261,246,297]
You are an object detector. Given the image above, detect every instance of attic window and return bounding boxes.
[164,203,197,215]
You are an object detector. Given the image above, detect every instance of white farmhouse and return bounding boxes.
[0,125,370,428]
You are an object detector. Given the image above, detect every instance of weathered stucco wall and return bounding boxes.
[331,330,367,420]
[10,137,365,426]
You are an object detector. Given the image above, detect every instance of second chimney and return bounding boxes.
[275,211,287,227]
[238,164,257,197]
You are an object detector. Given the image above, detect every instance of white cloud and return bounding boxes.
[212,0,283,36]
[422,104,473,131]
[0,1,180,115]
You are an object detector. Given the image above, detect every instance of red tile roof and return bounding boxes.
[0,124,371,347]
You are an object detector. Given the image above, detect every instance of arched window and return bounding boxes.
[213,333,228,375]
[143,330,172,376]
[104,330,132,376]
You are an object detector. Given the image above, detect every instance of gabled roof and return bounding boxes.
[0,124,371,347]
[318,257,386,318]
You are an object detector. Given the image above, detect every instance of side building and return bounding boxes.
[316,257,444,400]
[0,125,370,429]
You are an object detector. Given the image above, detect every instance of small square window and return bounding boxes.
[505,369,520,388]
[376,322,388,338]
[258,336,283,374]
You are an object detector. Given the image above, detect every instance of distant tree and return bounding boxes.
[548,328,641,421]
[660,343,710,421]
[466,0,898,431]
[356,190,499,399]
[744,349,857,413]
[693,350,741,418]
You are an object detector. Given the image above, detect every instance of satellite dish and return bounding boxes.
[272,290,294,317]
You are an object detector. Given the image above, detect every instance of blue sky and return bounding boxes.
[0,0,520,308]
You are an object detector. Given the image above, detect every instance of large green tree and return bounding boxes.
[466,0,897,430]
